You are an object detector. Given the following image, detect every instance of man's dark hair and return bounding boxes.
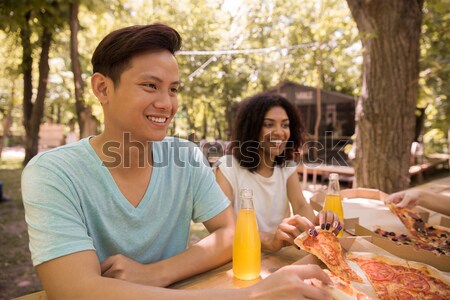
[229,93,305,172]
[91,23,182,85]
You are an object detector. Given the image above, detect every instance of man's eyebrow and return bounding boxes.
[139,74,181,85]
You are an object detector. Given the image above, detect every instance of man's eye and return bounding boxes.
[143,83,157,89]
[170,87,179,93]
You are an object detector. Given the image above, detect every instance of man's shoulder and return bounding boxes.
[25,139,89,170]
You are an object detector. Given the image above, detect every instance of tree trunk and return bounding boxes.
[0,83,15,159]
[24,26,53,165]
[347,0,424,193]
[69,0,88,138]
[314,50,322,163]
[21,10,33,145]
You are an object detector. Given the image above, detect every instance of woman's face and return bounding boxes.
[258,106,290,159]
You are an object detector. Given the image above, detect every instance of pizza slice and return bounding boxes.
[424,224,450,246]
[309,277,355,300]
[386,203,450,252]
[386,202,428,238]
[294,228,363,283]
[322,269,372,300]
[347,252,450,300]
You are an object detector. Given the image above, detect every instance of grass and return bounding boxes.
[0,157,42,300]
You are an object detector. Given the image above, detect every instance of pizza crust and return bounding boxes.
[346,252,409,268]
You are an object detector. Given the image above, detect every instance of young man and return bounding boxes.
[22,24,332,299]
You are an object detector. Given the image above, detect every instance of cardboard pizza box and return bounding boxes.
[311,188,449,272]
[441,215,450,228]
[354,223,450,272]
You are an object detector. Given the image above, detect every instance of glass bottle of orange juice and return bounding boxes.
[232,188,261,280]
[324,173,344,237]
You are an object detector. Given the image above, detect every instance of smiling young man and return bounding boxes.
[22,24,332,300]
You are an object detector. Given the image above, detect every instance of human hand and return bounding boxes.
[101,254,167,287]
[268,215,316,252]
[314,210,343,236]
[244,264,332,300]
[385,190,421,209]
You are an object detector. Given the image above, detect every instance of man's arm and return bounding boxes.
[38,249,331,300]
[101,206,235,287]
[37,250,207,300]
[152,205,236,285]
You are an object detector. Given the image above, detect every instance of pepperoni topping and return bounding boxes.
[391,290,416,300]
[359,261,395,281]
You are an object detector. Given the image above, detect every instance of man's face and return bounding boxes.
[103,50,180,142]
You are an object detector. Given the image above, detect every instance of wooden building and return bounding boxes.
[266,81,356,139]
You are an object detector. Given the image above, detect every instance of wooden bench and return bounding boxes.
[297,164,355,189]
[298,156,449,188]
[408,157,449,182]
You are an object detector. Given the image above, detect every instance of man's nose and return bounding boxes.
[154,91,172,110]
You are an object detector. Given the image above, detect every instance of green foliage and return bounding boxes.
[0,0,447,149]
[419,0,450,154]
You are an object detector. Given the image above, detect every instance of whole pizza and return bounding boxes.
[347,252,450,300]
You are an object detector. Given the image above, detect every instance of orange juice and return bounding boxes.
[232,209,261,280]
[324,194,344,237]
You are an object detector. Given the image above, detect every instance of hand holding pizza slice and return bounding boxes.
[294,227,363,283]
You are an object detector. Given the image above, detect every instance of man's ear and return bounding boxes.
[91,73,111,104]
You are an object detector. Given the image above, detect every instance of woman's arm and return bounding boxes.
[286,173,342,234]
[215,168,234,203]
[286,172,315,221]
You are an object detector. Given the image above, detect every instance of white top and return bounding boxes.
[215,155,297,232]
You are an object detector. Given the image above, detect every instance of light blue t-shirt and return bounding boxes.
[22,137,230,266]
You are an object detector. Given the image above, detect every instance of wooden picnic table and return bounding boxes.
[14,182,450,299]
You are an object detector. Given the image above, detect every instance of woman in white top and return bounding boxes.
[215,93,343,252]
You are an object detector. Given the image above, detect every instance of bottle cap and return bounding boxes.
[240,188,253,199]
[329,173,339,180]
